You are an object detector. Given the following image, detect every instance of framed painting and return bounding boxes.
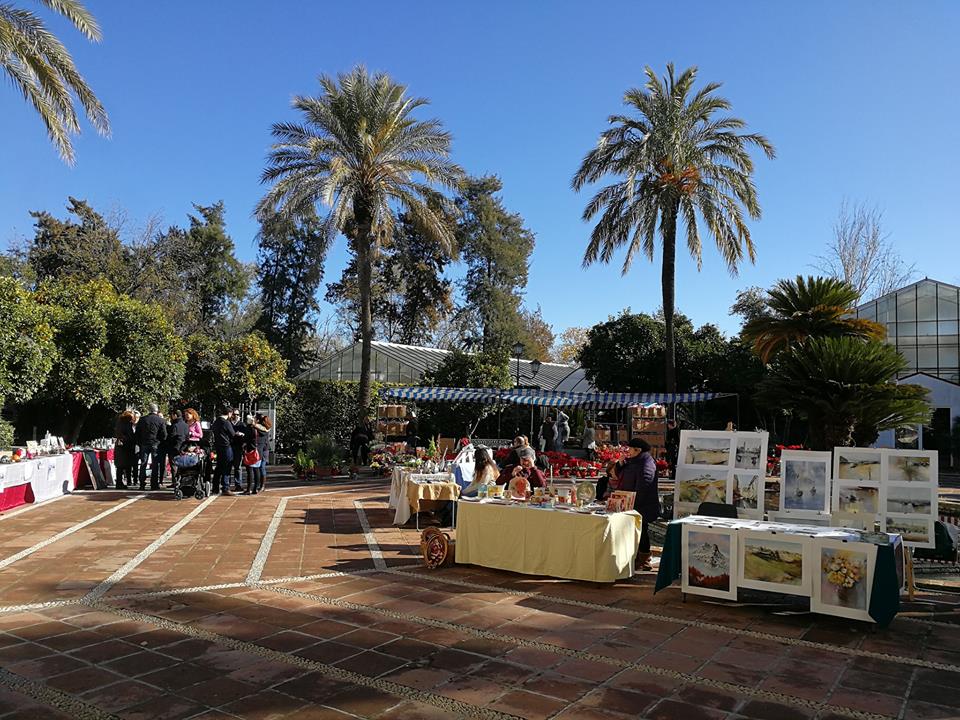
[734,432,769,472]
[833,448,884,483]
[780,451,831,514]
[678,431,735,469]
[811,539,878,622]
[737,530,812,596]
[681,523,738,600]
[883,449,937,485]
[884,515,935,549]
[884,485,935,516]
[732,471,764,519]
[832,481,881,517]
[674,466,732,515]
[767,512,834,528]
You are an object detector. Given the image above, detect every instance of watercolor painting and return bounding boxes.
[732,472,762,517]
[781,452,830,513]
[885,486,933,515]
[885,517,934,546]
[820,546,868,611]
[682,524,738,600]
[740,532,809,594]
[836,485,880,515]
[735,433,767,471]
[887,454,935,484]
[835,450,883,482]
[683,436,733,466]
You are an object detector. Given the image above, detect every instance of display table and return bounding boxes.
[0,454,74,511]
[71,449,116,489]
[390,471,456,525]
[456,500,642,583]
[654,516,901,626]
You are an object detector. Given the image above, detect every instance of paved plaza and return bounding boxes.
[1,471,959,720]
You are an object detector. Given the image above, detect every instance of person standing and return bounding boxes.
[184,408,203,443]
[241,414,262,495]
[350,419,373,466]
[113,411,136,490]
[555,410,571,452]
[538,416,557,454]
[665,419,681,479]
[405,411,419,452]
[135,403,167,491]
[211,407,239,496]
[582,420,597,461]
[617,438,660,571]
[256,413,272,488]
[229,409,245,491]
[166,410,189,485]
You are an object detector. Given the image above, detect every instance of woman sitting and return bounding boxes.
[497,447,546,498]
[462,447,498,496]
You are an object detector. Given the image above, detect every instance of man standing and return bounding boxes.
[211,407,239,496]
[135,403,167,491]
[665,419,681,479]
[166,410,189,485]
[617,438,660,571]
[230,409,245,492]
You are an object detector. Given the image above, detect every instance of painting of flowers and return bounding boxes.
[812,540,876,622]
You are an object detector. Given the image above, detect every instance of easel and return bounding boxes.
[904,550,916,601]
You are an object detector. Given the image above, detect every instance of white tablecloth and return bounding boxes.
[0,455,73,501]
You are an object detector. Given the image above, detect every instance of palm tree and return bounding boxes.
[756,336,929,449]
[573,63,774,395]
[1,0,110,164]
[742,275,885,363]
[257,66,464,420]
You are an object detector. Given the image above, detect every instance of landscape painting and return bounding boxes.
[885,486,933,515]
[682,434,734,467]
[812,540,876,622]
[681,524,738,600]
[835,449,883,482]
[735,433,768,471]
[886,452,936,484]
[886,516,934,547]
[739,533,809,595]
[675,467,731,506]
[732,472,762,517]
[835,484,880,515]
[781,451,831,513]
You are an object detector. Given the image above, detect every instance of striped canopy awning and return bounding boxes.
[381,386,732,409]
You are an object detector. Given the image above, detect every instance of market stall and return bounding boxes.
[456,499,642,582]
[0,454,75,511]
[654,515,902,625]
[389,469,457,525]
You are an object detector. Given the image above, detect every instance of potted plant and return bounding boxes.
[307,435,344,478]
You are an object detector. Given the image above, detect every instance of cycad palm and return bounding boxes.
[1,0,110,163]
[257,66,464,419]
[573,63,774,394]
[742,275,885,363]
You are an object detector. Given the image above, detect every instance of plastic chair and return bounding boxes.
[695,501,738,519]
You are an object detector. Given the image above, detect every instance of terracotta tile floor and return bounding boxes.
[1,468,959,719]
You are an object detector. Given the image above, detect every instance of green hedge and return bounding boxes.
[276,380,383,454]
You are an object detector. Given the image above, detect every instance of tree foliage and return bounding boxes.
[257,66,463,421]
[0,0,109,163]
[182,332,292,414]
[256,212,330,376]
[456,175,535,359]
[554,326,590,364]
[276,380,382,453]
[33,278,186,440]
[517,306,555,362]
[418,349,512,439]
[0,277,55,405]
[756,337,930,450]
[573,63,774,394]
[742,275,885,363]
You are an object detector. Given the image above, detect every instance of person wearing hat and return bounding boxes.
[617,437,660,571]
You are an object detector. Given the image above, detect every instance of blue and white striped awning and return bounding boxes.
[382,386,732,408]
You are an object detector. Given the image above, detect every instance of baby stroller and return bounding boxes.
[172,449,210,500]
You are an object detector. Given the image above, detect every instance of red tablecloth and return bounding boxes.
[71,449,115,489]
[0,482,32,511]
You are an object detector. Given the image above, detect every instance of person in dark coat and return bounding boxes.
[405,412,419,452]
[211,407,239,495]
[135,403,167,490]
[229,408,245,491]
[166,410,189,485]
[113,410,137,490]
[350,420,373,465]
[538,416,557,453]
[616,437,660,570]
[665,419,681,479]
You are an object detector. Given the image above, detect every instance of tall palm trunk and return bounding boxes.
[661,202,679,397]
[354,202,375,424]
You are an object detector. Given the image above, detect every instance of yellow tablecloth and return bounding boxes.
[407,480,460,514]
[455,501,642,583]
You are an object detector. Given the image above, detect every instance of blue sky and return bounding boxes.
[2,1,958,338]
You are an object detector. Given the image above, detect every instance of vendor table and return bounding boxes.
[0,454,74,511]
[654,516,901,626]
[71,449,116,489]
[390,470,457,526]
[456,500,642,583]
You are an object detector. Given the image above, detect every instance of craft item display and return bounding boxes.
[811,538,878,622]
[576,480,596,504]
[779,450,831,516]
[606,490,635,513]
[681,523,738,600]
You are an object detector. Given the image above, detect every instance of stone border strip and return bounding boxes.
[385,567,960,674]
[0,667,120,720]
[263,584,891,720]
[246,497,288,583]
[85,599,520,720]
[355,499,386,570]
[83,494,217,601]
[0,495,144,570]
